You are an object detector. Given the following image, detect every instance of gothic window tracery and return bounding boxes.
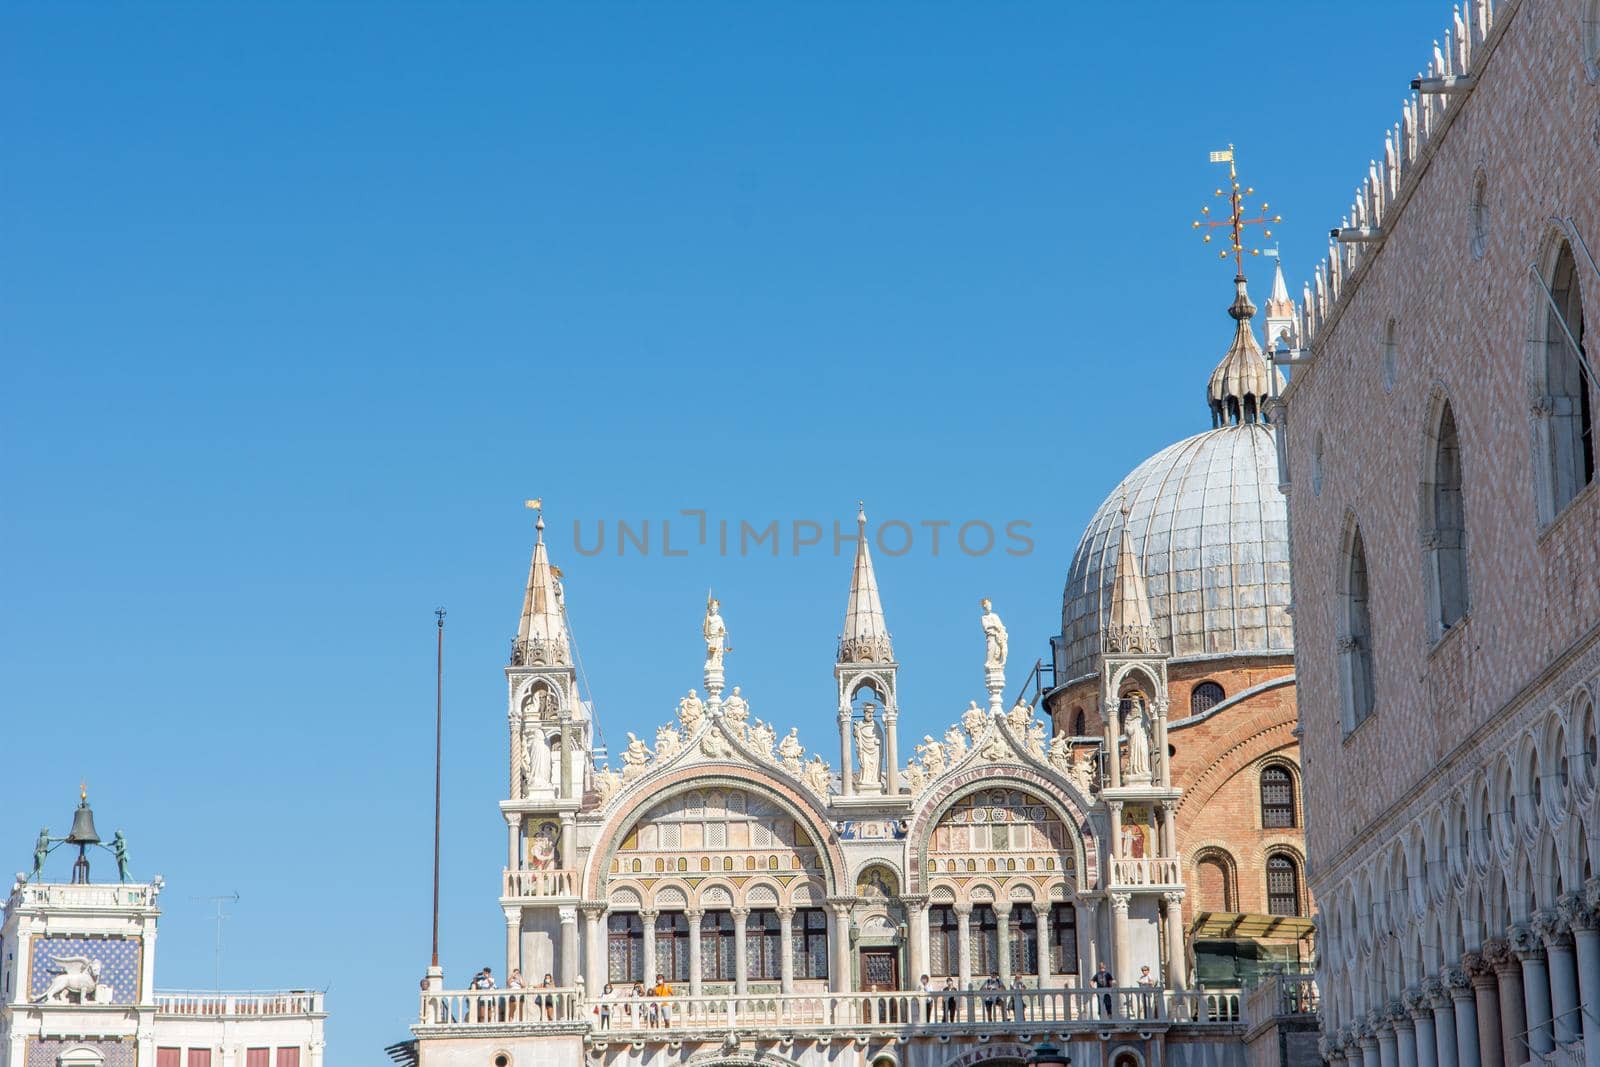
[1339,523,1377,732]
[1424,398,1470,636]
[1534,240,1594,520]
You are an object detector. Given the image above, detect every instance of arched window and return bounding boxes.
[1533,240,1594,520]
[1425,399,1470,635]
[1261,764,1297,828]
[700,911,736,981]
[928,905,960,977]
[1266,854,1302,916]
[1073,709,1087,736]
[1339,523,1377,732]
[1190,681,1225,716]
[793,908,829,979]
[748,909,784,980]
[1007,906,1039,976]
[969,905,1001,976]
[607,912,643,983]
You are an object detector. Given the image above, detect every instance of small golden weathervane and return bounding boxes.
[1192,145,1281,275]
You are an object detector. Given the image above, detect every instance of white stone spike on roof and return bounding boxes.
[1268,258,1292,307]
[1104,504,1161,657]
[837,506,894,664]
[514,510,571,666]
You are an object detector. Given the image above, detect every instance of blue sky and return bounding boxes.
[4,1,1452,1057]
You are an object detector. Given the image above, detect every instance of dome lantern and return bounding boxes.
[1206,275,1283,428]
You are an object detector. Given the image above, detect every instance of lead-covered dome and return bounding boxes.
[1057,424,1292,683]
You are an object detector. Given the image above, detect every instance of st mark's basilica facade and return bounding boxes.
[406,265,1320,1067]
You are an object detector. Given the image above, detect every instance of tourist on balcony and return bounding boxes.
[919,974,933,1024]
[1089,962,1115,1018]
[941,977,958,1022]
[536,973,557,1020]
[980,973,1004,1021]
[1010,977,1028,1021]
[1136,964,1157,1019]
[470,967,496,1023]
[627,982,646,1026]
[652,973,673,1029]
[595,983,616,1030]
[506,968,523,1022]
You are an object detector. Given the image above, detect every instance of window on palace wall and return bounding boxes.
[655,912,691,981]
[246,1051,269,1067]
[969,905,1000,976]
[1340,524,1377,732]
[701,911,736,981]
[608,913,643,983]
[1261,764,1297,829]
[749,910,784,980]
[1190,681,1225,716]
[792,908,829,979]
[1007,907,1038,975]
[929,905,961,977]
[1050,903,1079,974]
[1535,240,1594,520]
[1073,709,1086,736]
[1266,854,1302,916]
[1425,398,1470,637]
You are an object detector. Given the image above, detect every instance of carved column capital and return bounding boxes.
[639,908,659,923]
[684,908,705,922]
[580,903,607,921]
[897,893,930,912]
[729,906,750,921]
[1421,975,1448,1008]
[774,906,796,921]
[1559,891,1600,932]
[951,903,973,918]
[1402,987,1428,1020]
[1481,937,1513,969]
[1508,921,1545,960]
[1108,891,1132,916]
[1585,876,1600,912]
[1444,966,1472,999]
[1533,908,1572,950]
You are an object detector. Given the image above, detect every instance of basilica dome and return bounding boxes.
[1055,275,1294,685]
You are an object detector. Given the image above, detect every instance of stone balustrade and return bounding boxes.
[154,990,327,1017]
[502,867,578,899]
[1109,857,1183,887]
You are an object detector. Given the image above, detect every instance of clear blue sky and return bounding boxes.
[4,1,1450,1057]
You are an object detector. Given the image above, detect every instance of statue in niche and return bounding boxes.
[748,719,776,761]
[527,726,554,788]
[703,597,728,669]
[655,724,683,761]
[1123,695,1152,782]
[961,701,988,741]
[944,725,969,762]
[980,598,1008,669]
[854,705,882,789]
[677,689,704,733]
[777,728,804,774]
[917,735,947,777]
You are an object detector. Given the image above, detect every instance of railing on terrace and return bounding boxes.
[1247,973,1319,1019]
[416,987,1245,1034]
[501,868,577,899]
[12,884,156,909]
[1109,858,1183,887]
[154,991,326,1017]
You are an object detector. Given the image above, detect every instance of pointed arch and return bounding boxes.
[1337,516,1377,732]
[1420,389,1470,637]
[1526,232,1595,524]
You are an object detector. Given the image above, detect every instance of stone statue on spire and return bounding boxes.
[703,596,728,670]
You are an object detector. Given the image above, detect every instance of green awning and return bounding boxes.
[1189,911,1316,940]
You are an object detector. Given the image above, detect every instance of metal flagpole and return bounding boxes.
[431,608,445,978]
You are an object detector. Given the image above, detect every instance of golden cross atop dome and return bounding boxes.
[1191,145,1282,275]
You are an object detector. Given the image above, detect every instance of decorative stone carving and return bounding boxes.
[1026,720,1048,760]
[1005,700,1031,742]
[527,725,554,788]
[777,728,804,775]
[748,719,776,762]
[916,736,947,777]
[854,705,882,790]
[945,724,970,762]
[1509,920,1546,958]
[703,599,728,670]
[802,756,832,798]
[1444,966,1471,995]
[677,690,705,733]
[1559,891,1599,932]
[1047,732,1073,774]
[961,702,988,741]
[654,724,682,761]
[980,600,1008,669]
[904,761,926,796]
[700,730,731,758]
[1123,696,1152,783]
[721,687,750,740]
[621,733,653,781]
[1070,750,1097,795]
[594,766,623,803]
[1533,907,1572,949]
[1421,975,1448,1008]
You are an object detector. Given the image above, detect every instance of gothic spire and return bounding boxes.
[838,505,894,664]
[1104,502,1161,656]
[513,505,570,667]
[1206,275,1285,427]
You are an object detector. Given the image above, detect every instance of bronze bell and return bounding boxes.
[66,798,100,846]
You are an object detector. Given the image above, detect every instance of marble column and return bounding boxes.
[641,909,658,986]
[558,906,579,987]
[1406,988,1439,1067]
[1394,1006,1420,1067]
[1486,940,1526,1067]
[1163,892,1187,989]
[1080,899,1101,976]
[829,901,854,993]
[686,909,704,998]
[506,814,520,874]
[504,906,521,981]
[1376,1010,1400,1067]
[1564,887,1600,1067]
[1450,966,1482,1067]
[1362,1025,1383,1067]
[1109,893,1132,982]
[777,906,796,994]
[1154,700,1172,788]
[732,907,751,996]
[838,709,855,797]
[559,812,576,870]
[955,905,973,991]
[902,896,929,989]
[883,707,901,795]
[1426,977,1460,1067]
[1105,701,1122,789]
[995,902,1014,984]
[582,906,606,994]
[1034,904,1053,988]
[1511,923,1554,1056]
[1536,909,1580,1046]
[1464,952,1504,1067]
